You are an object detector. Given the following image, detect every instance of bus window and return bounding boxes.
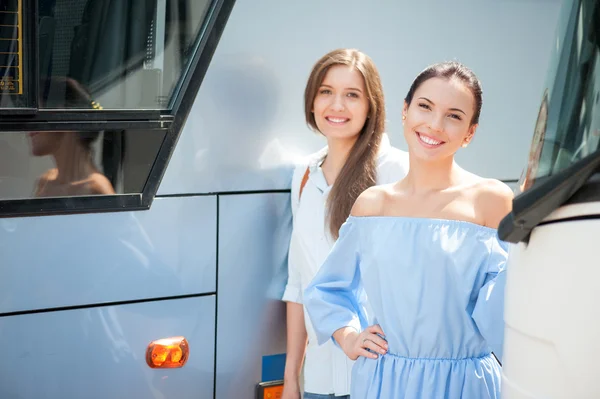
[500,0,600,243]
[0,0,213,111]
[520,0,600,192]
[37,0,212,110]
[0,0,234,216]
[0,128,166,200]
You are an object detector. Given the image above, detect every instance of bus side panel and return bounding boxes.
[0,296,216,399]
[215,193,291,398]
[0,196,216,314]
[158,0,562,196]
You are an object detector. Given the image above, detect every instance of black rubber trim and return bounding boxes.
[213,195,220,399]
[141,0,237,211]
[0,108,38,115]
[0,194,145,218]
[154,182,519,199]
[0,292,216,318]
[0,119,170,131]
[154,181,519,199]
[499,150,600,244]
[492,352,501,367]
[537,213,600,228]
[563,173,600,205]
[156,189,290,198]
[0,109,164,123]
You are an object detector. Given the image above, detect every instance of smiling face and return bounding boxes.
[311,64,370,144]
[403,77,477,162]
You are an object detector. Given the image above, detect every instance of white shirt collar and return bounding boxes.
[306,133,392,192]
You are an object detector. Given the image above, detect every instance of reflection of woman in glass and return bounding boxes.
[30,130,115,197]
[30,78,115,197]
[305,62,513,398]
[520,89,548,192]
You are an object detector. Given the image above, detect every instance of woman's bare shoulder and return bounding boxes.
[472,177,514,228]
[350,183,396,217]
[88,173,116,195]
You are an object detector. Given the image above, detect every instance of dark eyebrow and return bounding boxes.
[321,84,363,93]
[417,97,466,115]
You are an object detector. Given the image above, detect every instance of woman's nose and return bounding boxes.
[429,113,444,132]
[330,95,346,112]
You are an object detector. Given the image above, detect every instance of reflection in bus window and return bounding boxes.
[0,128,166,200]
[29,131,115,197]
[521,0,600,192]
[0,76,170,200]
[521,90,548,192]
[27,77,111,197]
[38,0,211,110]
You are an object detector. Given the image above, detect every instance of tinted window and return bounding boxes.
[0,129,166,199]
[0,0,212,110]
[37,0,211,110]
[520,0,600,192]
[0,0,234,214]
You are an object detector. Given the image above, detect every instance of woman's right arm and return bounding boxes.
[303,219,388,361]
[282,302,307,398]
[281,163,310,398]
[333,325,388,361]
[305,188,389,361]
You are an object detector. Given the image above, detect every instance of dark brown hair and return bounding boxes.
[42,77,101,150]
[304,49,385,239]
[405,61,483,125]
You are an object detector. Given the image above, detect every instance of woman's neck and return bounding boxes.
[320,136,359,185]
[403,154,463,194]
[52,136,96,184]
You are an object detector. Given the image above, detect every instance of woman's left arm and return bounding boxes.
[472,179,514,361]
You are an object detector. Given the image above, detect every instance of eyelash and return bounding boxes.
[318,89,359,98]
[418,103,462,120]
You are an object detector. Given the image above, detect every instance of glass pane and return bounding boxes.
[0,0,30,108]
[0,129,166,199]
[520,0,600,192]
[37,0,212,110]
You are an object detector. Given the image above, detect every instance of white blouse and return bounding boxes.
[282,134,409,396]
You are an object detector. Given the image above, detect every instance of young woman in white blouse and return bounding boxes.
[281,48,408,399]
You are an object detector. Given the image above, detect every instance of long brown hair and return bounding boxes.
[304,49,385,239]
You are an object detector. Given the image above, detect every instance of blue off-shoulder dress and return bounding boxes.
[304,216,509,398]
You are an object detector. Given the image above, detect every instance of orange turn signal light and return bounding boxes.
[146,336,189,369]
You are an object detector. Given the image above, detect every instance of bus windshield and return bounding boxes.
[519,0,600,193]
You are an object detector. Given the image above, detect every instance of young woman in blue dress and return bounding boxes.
[304,61,513,398]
